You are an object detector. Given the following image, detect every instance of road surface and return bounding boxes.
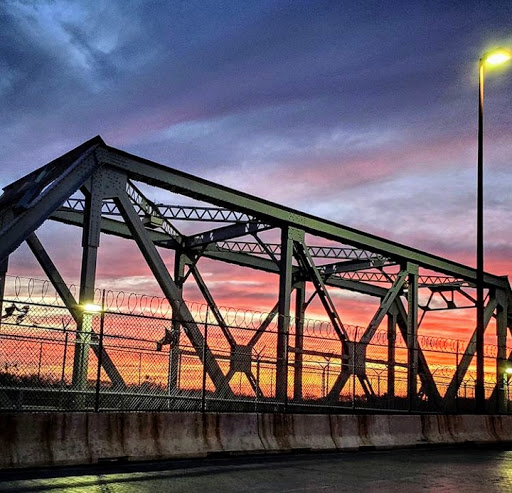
[1,446,511,492]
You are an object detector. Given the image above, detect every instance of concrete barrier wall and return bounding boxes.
[1,413,512,469]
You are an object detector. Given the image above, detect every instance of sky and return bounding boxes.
[1,0,512,336]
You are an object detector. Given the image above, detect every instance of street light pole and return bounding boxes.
[475,58,485,411]
[475,48,511,412]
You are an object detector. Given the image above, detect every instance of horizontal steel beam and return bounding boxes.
[51,208,389,298]
[59,199,257,223]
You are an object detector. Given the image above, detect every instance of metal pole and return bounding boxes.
[322,365,326,398]
[276,226,293,403]
[293,283,305,401]
[37,342,43,379]
[284,325,289,411]
[507,375,511,411]
[387,307,396,409]
[59,331,69,409]
[138,352,142,386]
[169,253,185,392]
[94,289,106,412]
[60,331,69,387]
[201,306,209,413]
[352,329,358,409]
[0,258,8,332]
[255,355,261,412]
[407,264,419,412]
[178,351,182,390]
[476,59,486,411]
[327,360,331,395]
[455,340,460,412]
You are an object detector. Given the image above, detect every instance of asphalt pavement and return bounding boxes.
[1,446,512,492]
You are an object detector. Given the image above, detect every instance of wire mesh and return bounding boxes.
[0,294,510,414]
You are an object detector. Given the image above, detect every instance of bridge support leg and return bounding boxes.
[407,263,419,411]
[387,303,397,407]
[168,251,186,394]
[293,282,305,401]
[276,226,295,403]
[496,289,508,413]
[72,180,104,407]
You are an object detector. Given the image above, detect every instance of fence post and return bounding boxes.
[37,342,43,379]
[94,289,106,412]
[61,331,69,386]
[255,350,262,412]
[0,259,8,333]
[352,328,358,409]
[59,330,69,409]
[507,375,511,411]
[284,325,289,411]
[178,351,182,390]
[201,306,209,413]
[138,352,142,386]
[455,340,459,412]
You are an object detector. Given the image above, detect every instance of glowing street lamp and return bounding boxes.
[484,50,512,66]
[475,48,511,411]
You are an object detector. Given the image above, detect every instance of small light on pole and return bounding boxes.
[475,47,511,411]
[80,294,106,412]
[82,303,102,313]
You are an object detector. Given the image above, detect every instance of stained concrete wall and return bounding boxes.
[1,413,512,469]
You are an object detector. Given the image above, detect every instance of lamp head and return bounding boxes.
[482,48,512,66]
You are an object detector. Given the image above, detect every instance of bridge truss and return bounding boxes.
[0,136,511,412]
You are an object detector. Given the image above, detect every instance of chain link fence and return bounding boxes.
[0,280,508,414]
[0,299,511,412]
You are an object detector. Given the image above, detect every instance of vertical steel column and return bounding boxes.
[293,282,305,401]
[387,303,397,406]
[276,226,295,402]
[168,251,186,393]
[71,179,103,402]
[406,263,419,411]
[496,289,508,412]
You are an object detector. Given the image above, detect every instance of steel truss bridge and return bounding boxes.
[0,136,511,412]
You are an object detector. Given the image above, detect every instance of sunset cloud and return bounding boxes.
[2,0,512,348]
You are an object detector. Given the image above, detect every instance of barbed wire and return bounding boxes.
[2,275,508,356]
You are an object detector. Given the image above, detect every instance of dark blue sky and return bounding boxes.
[1,0,511,275]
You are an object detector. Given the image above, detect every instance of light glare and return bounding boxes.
[484,50,512,66]
[82,303,102,313]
